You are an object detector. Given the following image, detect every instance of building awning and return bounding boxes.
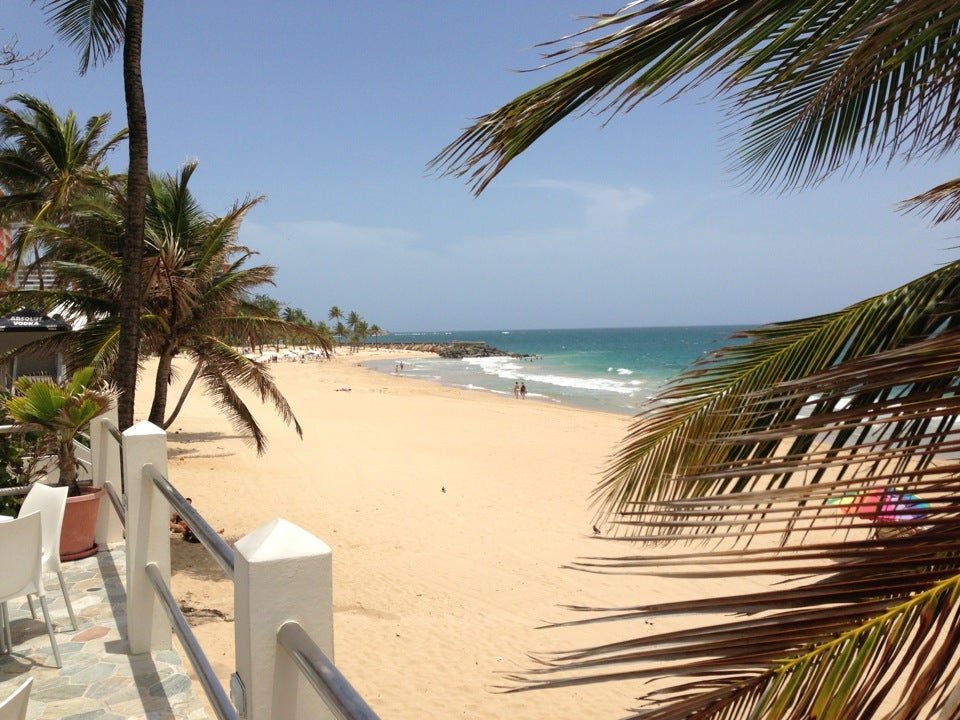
[0,309,71,332]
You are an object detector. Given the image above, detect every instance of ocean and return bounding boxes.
[366,326,748,416]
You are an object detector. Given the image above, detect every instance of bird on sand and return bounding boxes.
[592,525,601,535]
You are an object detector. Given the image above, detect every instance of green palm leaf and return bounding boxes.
[431,1,960,205]
[41,0,126,74]
[596,258,960,528]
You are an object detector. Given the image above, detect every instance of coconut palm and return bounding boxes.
[333,321,347,347]
[8,161,331,453]
[328,305,345,345]
[0,93,126,285]
[369,324,383,349]
[348,318,369,351]
[43,0,148,432]
[433,3,960,718]
[346,310,364,352]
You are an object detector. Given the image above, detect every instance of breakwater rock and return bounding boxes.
[378,341,523,359]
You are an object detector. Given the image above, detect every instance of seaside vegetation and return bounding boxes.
[0,97,331,452]
[327,305,383,351]
[434,3,960,719]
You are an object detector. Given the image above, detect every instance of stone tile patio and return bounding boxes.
[0,544,210,719]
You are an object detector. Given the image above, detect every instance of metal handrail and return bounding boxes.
[103,479,125,526]
[142,463,234,578]
[0,486,29,497]
[277,621,381,720]
[0,423,43,434]
[145,562,239,720]
[100,418,123,445]
[139,463,377,719]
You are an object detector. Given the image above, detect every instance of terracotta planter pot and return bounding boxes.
[60,486,103,562]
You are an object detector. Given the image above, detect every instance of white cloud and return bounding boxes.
[524,178,653,233]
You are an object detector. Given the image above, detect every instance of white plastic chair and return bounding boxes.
[19,484,78,630]
[0,512,62,667]
[0,677,32,720]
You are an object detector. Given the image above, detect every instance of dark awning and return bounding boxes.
[0,309,71,332]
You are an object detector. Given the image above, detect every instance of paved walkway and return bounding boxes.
[0,544,210,719]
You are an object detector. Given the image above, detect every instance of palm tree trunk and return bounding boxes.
[57,439,78,495]
[163,361,202,429]
[117,0,147,431]
[148,347,176,426]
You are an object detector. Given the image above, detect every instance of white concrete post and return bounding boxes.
[122,421,171,654]
[92,406,124,546]
[234,518,334,720]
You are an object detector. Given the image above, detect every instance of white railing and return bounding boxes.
[113,420,380,720]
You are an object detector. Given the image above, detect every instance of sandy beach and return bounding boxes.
[137,348,766,719]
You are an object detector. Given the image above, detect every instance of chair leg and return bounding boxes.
[1,602,10,654]
[37,596,61,668]
[0,602,7,654]
[56,571,78,631]
[26,595,36,621]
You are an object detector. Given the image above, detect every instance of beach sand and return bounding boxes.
[137,348,769,719]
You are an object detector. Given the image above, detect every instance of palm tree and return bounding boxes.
[5,367,113,495]
[328,306,344,345]
[369,324,383,349]
[433,3,960,718]
[8,162,331,453]
[348,319,369,351]
[0,94,126,285]
[345,310,363,352]
[44,0,148,432]
[333,321,347,347]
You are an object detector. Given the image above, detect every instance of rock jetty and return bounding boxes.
[377,341,523,359]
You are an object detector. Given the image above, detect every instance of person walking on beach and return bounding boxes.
[520,382,527,399]
[514,381,520,398]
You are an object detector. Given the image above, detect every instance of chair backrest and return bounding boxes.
[0,677,32,720]
[0,513,43,601]
[19,483,68,573]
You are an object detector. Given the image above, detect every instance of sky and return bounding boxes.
[2,1,958,333]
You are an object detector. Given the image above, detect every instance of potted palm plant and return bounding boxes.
[5,367,114,560]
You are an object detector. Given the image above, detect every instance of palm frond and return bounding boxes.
[506,522,960,719]
[595,258,960,530]
[42,0,126,74]
[897,176,960,224]
[431,0,960,203]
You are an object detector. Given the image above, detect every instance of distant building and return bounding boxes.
[0,225,58,291]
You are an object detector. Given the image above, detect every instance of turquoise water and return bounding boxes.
[366,326,747,416]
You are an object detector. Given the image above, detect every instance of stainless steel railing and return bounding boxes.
[145,562,239,720]
[142,463,237,720]
[145,464,234,577]
[277,621,381,720]
[141,462,379,720]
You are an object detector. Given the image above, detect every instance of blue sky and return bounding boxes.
[3,1,957,332]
